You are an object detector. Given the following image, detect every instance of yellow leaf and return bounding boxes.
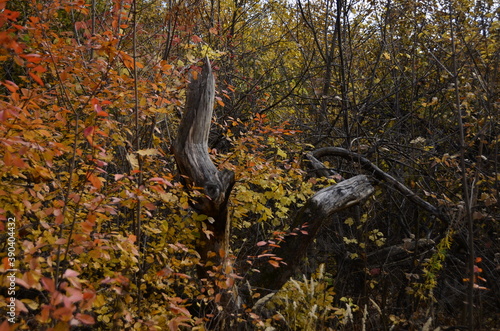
[276,148,287,158]
[21,299,39,310]
[344,217,354,226]
[136,148,159,156]
[126,153,139,170]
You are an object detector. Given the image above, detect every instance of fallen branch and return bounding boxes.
[248,175,374,294]
[312,147,450,224]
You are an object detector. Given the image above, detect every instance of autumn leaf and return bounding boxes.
[2,80,19,92]
[136,148,159,156]
[29,71,44,86]
[83,126,95,145]
[215,96,225,107]
[88,173,103,190]
[76,313,95,325]
[41,277,56,293]
[63,269,80,278]
[191,35,202,43]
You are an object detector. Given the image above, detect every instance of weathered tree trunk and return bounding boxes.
[247,175,374,297]
[172,59,416,327]
[172,59,235,279]
[171,59,459,330]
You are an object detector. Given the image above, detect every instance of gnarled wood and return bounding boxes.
[312,147,450,224]
[248,175,374,295]
[172,59,235,277]
[172,61,390,326]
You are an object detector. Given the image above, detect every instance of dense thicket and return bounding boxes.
[0,0,498,330]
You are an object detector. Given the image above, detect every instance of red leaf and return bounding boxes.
[66,287,83,303]
[169,303,191,316]
[16,299,28,313]
[149,177,173,186]
[83,126,95,138]
[3,9,20,21]
[41,277,55,293]
[15,277,30,289]
[256,241,267,246]
[74,21,87,30]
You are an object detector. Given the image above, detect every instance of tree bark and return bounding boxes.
[312,147,450,224]
[172,60,376,311]
[172,59,235,278]
[248,175,374,295]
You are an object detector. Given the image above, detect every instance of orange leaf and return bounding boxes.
[219,248,226,258]
[216,97,224,107]
[268,260,280,268]
[96,110,109,117]
[191,35,202,43]
[191,70,198,80]
[38,305,51,323]
[3,80,19,92]
[29,71,44,86]
[88,173,102,190]
[53,306,74,322]
[76,313,95,325]
[32,65,47,73]
[55,238,67,245]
